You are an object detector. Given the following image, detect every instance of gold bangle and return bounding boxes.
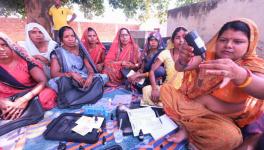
[237,68,253,88]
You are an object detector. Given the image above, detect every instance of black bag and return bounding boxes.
[43,113,103,143]
[56,76,104,108]
[0,92,44,136]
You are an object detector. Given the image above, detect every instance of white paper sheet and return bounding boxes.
[150,114,178,140]
[72,125,93,136]
[72,116,104,136]
[127,107,178,139]
[127,107,158,136]
[126,70,136,77]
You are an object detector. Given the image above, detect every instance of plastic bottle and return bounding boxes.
[106,113,114,133]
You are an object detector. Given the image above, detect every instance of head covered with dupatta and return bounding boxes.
[25,22,57,59]
[181,18,264,127]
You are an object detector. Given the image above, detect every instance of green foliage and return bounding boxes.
[108,0,204,23]
[72,0,105,19]
[0,0,25,17]
[173,0,204,7]
[0,0,204,22]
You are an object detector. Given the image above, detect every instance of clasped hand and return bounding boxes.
[0,97,28,120]
[70,72,93,88]
[121,61,135,69]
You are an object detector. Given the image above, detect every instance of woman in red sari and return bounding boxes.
[0,32,56,120]
[81,27,106,72]
[103,28,140,87]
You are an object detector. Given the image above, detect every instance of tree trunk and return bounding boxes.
[24,0,54,36]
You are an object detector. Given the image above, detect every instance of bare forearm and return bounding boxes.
[138,72,148,78]
[175,56,202,72]
[20,82,45,103]
[149,71,158,90]
[242,73,264,99]
[51,71,71,78]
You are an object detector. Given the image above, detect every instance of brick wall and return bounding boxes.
[0,17,139,42]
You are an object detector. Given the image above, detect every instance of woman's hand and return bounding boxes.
[121,61,134,69]
[177,44,194,66]
[199,58,248,88]
[0,98,10,109]
[70,72,85,86]
[128,73,141,84]
[96,64,104,72]
[1,97,28,120]
[83,76,93,88]
[151,88,160,104]
[34,55,50,66]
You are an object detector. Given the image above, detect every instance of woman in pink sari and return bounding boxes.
[81,27,106,72]
[103,28,140,87]
[0,32,56,120]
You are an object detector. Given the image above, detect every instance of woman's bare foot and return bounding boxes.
[166,126,188,143]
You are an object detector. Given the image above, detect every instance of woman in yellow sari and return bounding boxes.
[161,18,264,150]
[141,27,186,106]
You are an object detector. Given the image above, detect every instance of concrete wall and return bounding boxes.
[167,0,264,57]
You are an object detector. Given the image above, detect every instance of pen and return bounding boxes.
[155,110,162,124]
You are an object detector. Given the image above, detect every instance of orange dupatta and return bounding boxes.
[180,18,264,127]
[81,28,106,65]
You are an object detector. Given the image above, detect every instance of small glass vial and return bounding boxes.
[138,129,144,141]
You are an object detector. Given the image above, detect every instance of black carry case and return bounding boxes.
[43,113,104,144]
[0,94,44,136]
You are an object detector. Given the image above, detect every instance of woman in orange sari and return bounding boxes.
[0,32,57,120]
[81,27,106,72]
[103,28,140,87]
[160,19,264,150]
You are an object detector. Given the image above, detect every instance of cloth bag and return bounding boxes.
[56,76,104,108]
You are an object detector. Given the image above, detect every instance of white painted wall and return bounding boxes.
[167,0,264,57]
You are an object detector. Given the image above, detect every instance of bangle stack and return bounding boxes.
[237,68,253,88]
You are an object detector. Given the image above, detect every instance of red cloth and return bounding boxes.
[81,28,106,65]
[103,28,140,86]
[0,50,56,110]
